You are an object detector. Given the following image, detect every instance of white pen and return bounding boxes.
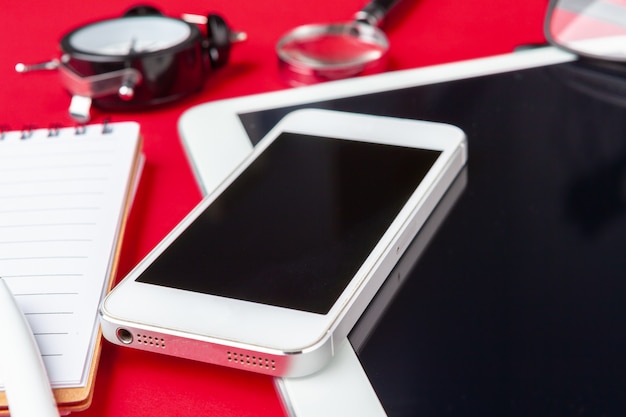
[0,277,60,417]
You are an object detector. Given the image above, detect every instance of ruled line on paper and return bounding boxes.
[14,292,80,297]
[25,312,74,316]
[0,177,109,186]
[0,274,84,278]
[0,149,115,160]
[0,150,116,161]
[0,192,104,199]
[0,256,88,261]
[0,162,113,170]
[0,239,92,244]
[0,222,97,228]
[0,207,100,214]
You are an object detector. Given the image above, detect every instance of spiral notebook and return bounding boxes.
[0,121,142,413]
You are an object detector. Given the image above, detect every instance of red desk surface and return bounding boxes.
[0,1,546,415]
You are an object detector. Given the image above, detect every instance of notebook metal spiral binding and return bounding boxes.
[0,119,115,141]
[47,124,62,137]
[20,125,36,140]
[0,125,9,140]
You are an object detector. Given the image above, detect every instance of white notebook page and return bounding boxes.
[0,122,140,389]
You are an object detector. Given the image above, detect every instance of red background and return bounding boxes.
[0,1,547,415]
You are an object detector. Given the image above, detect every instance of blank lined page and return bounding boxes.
[0,122,140,388]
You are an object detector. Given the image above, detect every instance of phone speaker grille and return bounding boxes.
[227,351,276,371]
[136,333,166,349]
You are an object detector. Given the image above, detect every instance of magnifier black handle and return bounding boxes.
[355,0,401,26]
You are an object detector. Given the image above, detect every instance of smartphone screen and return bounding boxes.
[137,132,441,314]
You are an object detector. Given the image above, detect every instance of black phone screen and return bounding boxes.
[137,132,440,314]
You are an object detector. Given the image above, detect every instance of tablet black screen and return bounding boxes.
[240,57,626,416]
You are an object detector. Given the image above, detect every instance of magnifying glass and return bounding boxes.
[277,0,401,86]
[545,0,626,62]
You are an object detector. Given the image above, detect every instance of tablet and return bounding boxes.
[180,46,626,416]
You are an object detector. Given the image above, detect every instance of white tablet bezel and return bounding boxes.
[101,109,467,377]
[176,46,576,414]
[178,47,574,196]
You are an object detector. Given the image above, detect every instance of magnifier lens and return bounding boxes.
[279,25,386,66]
[546,0,626,61]
[277,23,388,84]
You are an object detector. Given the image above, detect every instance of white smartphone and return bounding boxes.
[100,108,467,377]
